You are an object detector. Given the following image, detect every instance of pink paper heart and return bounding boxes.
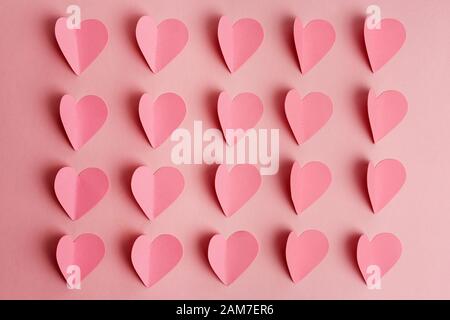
[55,18,108,75]
[294,18,335,74]
[215,164,261,217]
[286,230,329,283]
[357,233,402,283]
[131,166,184,220]
[136,16,188,73]
[367,159,406,213]
[218,16,264,73]
[139,93,186,148]
[54,167,109,220]
[217,92,263,145]
[60,95,108,150]
[56,233,105,283]
[364,18,406,72]
[131,234,183,287]
[285,89,333,145]
[290,161,331,214]
[208,231,259,285]
[368,90,408,143]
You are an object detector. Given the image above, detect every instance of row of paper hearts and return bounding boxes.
[54,159,406,221]
[57,231,402,287]
[55,15,406,75]
[60,89,408,151]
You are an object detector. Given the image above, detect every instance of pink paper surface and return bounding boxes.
[2,0,450,299]
[136,16,189,73]
[286,230,329,283]
[54,167,109,220]
[208,231,259,285]
[56,233,105,282]
[217,91,263,145]
[131,234,183,287]
[357,233,402,283]
[55,17,108,75]
[215,164,261,217]
[60,94,108,150]
[218,16,264,73]
[368,90,408,143]
[131,166,184,220]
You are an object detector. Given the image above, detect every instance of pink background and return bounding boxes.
[0,0,449,299]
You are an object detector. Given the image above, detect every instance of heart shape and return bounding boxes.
[368,90,408,143]
[131,234,183,287]
[131,166,184,220]
[364,18,406,72]
[55,18,108,75]
[136,16,188,73]
[357,233,402,284]
[56,233,105,284]
[218,16,264,73]
[217,92,263,145]
[215,164,261,217]
[54,167,109,220]
[285,89,333,145]
[60,95,108,150]
[208,231,258,285]
[293,18,335,74]
[290,161,331,214]
[286,230,329,283]
[139,93,186,148]
[367,159,406,213]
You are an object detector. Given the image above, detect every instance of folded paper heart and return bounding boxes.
[285,89,333,145]
[54,167,109,220]
[215,164,261,217]
[136,16,188,73]
[293,17,335,74]
[55,18,108,75]
[60,95,108,150]
[131,166,184,220]
[208,231,258,285]
[364,18,406,72]
[286,230,329,283]
[357,233,402,284]
[290,161,331,214]
[367,159,406,213]
[56,233,105,284]
[218,16,264,73]
[217,92,263,145]
[368,90,408,143]
[131,234,183,287]
[139,93,186,148]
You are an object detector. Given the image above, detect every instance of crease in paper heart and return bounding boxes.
[290,161,331,214]
[55,18,108,75]
[54,167,109,220]
[367,159,406,213]
[217,92,263,145]
[218,16,264,73]
[131,234,183,287]
[215,164,261,217]
[294,18,335,74]
[136,16,189,73]
[364,18,406,72]
[139,93,186,148]
[286,230,329,283]
[208,231,258,285]
[131,166,184,220]
[368,90,408,143]
[357,233,402,283]
[60,95,108,150]
[56,233,105,283]
[285,89,333,145]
